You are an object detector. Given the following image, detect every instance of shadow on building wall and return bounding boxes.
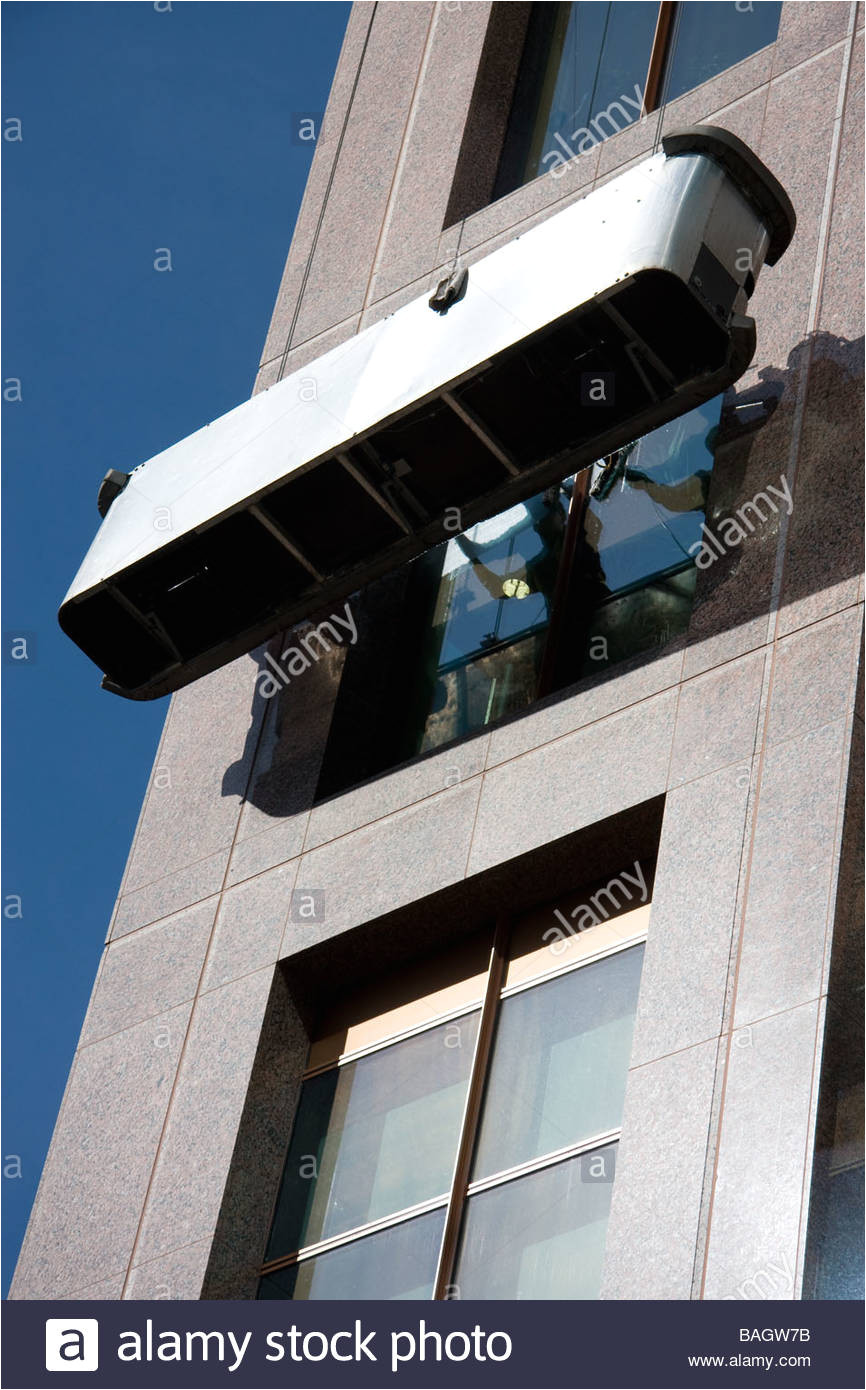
[225,330,863,818]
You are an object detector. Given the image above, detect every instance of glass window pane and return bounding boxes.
[417,485,571,753]
[472,946,644,1181]
[266,1011,480,1258]
[314,481,572,799]
[664,2,782,104]
[807,1154,865,1299]
[259,1208,446,1301]
[584,403,721,595]
[454,1147,618,1299]
[567,396,721,678]
[497,3,659,194]
[579,567,698,675]
[804,1013,865,1297]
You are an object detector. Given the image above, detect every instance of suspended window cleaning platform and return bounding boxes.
[59,126,795,700]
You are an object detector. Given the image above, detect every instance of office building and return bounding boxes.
[12,1,863,1302]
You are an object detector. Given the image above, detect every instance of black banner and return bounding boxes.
[2,1299,863,1389]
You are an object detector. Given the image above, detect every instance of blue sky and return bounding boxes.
[1,0,349,1291]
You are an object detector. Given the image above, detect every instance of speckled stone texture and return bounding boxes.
[668,650,765,788]
[110,651,267,936]
[776,332,864,637]
[600,1037,721,1299]
[81,898,217,1046]
[201,860,297,992]
[734,718,851,1028]
[289,3,438,348]
[256,4,376,372]
[772,0,852,78]
[125,1240,212,1301]
[283,778,482,952]
[12,1,864,1304]
[10,1003,191,1298]
[629,762,753,1067]
[201,968,309,1299]
[702,1000,822,1300]
[131,968,276,1270]
[468,689,678,874]
[364,1,495,304]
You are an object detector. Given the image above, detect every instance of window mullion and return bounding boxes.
[643,2,677,114]
[536,465,591,698]
[432,918,511,1300]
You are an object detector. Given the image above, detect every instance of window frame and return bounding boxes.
[483,0,782,206]
[316,385,724,805]
[644,2,678,113]
[258,912,648,1299]
[490,1,673,202]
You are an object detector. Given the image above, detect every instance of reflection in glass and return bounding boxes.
[806,1089,864,1299]
[259,1208,446,1301]
[571,396,722,676]
[417,484,571,753]
[265,1012,480,1259]
[804,978,865,1298]
[664,3,783,105]
[472,946,644,1181]
[455,1147,618,1299]
[579,567,698,675]
[496,3,658,194]
[315,398,721,802]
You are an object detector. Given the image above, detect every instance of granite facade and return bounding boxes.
[12,2,862,1302]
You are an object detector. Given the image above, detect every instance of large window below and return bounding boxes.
[259,893,649,1300]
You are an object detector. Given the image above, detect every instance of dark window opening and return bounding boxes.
[493,1,660,198]
[450,1,783,218]
[315,394,722,803]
